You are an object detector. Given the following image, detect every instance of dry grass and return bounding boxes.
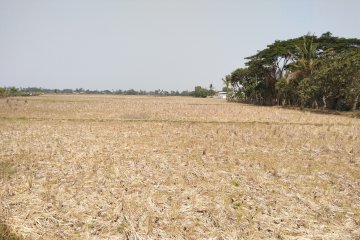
[0,220,22,240]
[0,95,359,239]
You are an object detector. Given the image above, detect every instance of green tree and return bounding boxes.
[0,87,6,97]
[224,32,360,110]
[314,48,360,110]
[275,78,296,106]
[208,84,216,96]
[10,87,18,95]
[193,86,208,98]
[244,37,304,104]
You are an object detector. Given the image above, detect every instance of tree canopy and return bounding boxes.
[224,32,360,110]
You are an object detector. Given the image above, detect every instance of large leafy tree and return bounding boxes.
[224,32,360,110]
[244,38,300,104]
[314,48,360,110]
[317,32,360,54]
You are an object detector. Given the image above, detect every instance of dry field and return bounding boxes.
[0,94,359,240]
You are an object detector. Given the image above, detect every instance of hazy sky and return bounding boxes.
[0,0,359,91]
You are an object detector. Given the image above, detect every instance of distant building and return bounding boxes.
[215,91,227,99]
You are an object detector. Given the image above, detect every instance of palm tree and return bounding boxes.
[287,35,320,108]
[288,35,318,81]
[222,74,231,92]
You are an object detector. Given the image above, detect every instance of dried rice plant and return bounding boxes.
[0,95,359,239]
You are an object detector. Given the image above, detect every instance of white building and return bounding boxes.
[215,91,227,99]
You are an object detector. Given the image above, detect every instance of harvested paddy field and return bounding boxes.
[1,95,360,239]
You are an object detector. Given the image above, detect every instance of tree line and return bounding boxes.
[0,86,216,98]
[224,32,360,111]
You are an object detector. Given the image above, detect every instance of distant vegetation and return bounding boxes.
[0,86,192,97]
[0,87,30,97]
[0,85,216,98]
[224,32,360,111]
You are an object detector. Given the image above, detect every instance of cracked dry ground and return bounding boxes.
[0,95,360,239]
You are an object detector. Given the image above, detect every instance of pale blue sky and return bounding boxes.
[0,0,359,91]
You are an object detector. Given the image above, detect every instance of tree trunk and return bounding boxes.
[352,95,359,111]
[300,101,304,110]
[312,99,318,109]
[322,95,327,110]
